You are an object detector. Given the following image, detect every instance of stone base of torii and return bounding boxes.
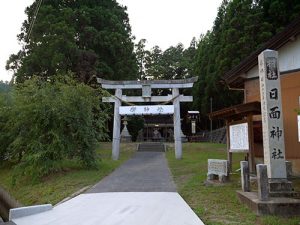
[97,77,198,160]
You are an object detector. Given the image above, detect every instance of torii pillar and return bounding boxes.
[173,88,182,159]
[112,89,122,160]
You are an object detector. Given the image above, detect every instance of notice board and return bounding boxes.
[229,123,249,152]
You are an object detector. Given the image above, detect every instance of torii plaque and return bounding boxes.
[97,77,198,160]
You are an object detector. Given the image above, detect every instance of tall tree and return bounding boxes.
[144,43,193,81]
[144,45,163,80]
[6,0,138,84]
[258,0,300,33]
[159,43,188,80]
[183,37,197,78]
[192,0,300,130]
[135,39,149,80]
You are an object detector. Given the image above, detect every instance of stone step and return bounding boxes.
[140,142,164,145]
[138,143,164,146]
[138,143,165,152]
[269,191,300,198]
[140,145,164,147]
[237,191,300,216]
[268,179,294,192]
[139,145,163,148]
[268,179,299,198]
[138,148,165,152]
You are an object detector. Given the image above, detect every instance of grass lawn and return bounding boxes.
[166,142,300,225]
[0,142,135,206]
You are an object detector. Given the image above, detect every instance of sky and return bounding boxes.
[0,0,222,82]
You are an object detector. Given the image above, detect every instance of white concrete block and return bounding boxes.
[9,204,52,221]
[12,192,204,225]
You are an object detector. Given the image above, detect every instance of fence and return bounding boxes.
[188,127,226,144]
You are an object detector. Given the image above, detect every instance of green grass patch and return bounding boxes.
[0,142,135,205]
[166,142,300,225]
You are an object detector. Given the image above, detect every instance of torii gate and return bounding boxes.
[97,77,198,160]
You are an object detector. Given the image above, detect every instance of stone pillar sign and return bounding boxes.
[258,50,287,179]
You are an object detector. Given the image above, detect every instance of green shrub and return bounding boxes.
[0,75,109,182]
[0,89,13,161]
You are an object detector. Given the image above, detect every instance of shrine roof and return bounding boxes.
[209,101,261,120]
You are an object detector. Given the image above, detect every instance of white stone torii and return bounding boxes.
[97,77,198,160]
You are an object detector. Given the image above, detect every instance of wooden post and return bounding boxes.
[240,161,251,192]
[173,88,182,159]
[247,114,255,173]
[226,120,232,172]
[112,89,122,160]
[257,164,269,201]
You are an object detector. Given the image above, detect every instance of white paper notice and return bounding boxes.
[229,123,249,151]
[298,115,300,142]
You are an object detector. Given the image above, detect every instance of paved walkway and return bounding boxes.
[87,152,177,193]
[13,192,204,225]
[11,151,205,225]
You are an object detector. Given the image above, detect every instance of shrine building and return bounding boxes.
[210,17,300,175]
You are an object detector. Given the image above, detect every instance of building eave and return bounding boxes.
[209,101,261,120]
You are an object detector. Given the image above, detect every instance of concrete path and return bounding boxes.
[11,151,205,225]
[13,192,204,225]
[87,152,177,193]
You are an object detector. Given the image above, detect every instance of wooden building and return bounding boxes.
[138,115,174,142]
[211,17,300,175]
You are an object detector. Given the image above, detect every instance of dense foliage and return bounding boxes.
[192,0,300,129]
[0,76,109,181]
[135,39,196,81]
[6,0,138,84]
